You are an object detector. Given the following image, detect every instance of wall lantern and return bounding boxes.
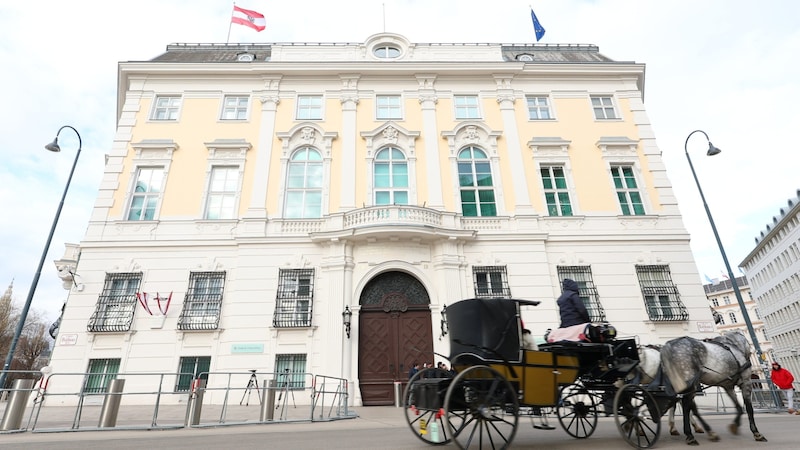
[342,306,352,339]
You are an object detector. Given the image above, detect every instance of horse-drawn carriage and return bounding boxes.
[404,297,767,449]
[403,297,664,449]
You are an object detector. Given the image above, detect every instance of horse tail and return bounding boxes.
[660,338,694,394]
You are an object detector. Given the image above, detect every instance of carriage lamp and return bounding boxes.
[0,126,82,390]
[342,306,352,339]
[440,304,449,337]
[684,130,764,365]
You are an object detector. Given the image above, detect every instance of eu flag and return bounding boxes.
[531,8,546,41]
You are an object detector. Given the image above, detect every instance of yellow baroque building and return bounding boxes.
[49,33,716,407]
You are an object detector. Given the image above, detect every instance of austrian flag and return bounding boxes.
[231,5,266,32]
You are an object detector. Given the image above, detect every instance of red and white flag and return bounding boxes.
[231,5,266,32]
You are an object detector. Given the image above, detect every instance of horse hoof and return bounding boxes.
[728,424,739,435]
[696,429,705,434]
[709,432,720,442]
[670,430,680,436]
[754,434,768,442]
[687,438,699,446]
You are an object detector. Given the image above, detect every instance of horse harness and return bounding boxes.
[700,338,751,382]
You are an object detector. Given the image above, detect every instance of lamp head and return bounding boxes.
[706,141,721,156]
[45,137,61,152]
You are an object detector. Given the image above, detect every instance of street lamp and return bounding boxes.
[0,126,82,389]
[684,130,764,363]
[342,306,352,339]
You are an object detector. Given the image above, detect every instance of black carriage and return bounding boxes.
[402,297,652,449]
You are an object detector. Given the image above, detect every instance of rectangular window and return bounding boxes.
[376,95,402,120]
[296,95,323,120]
[205,166,239,219]
[83,358,121,394]
[540,166,573,216]
[526,96,552,120]
[175,356,211,392]
[221,96,249,120]
[274,269,314,327]
[611,165,645,215]
[151,96,181,121]
[636,265,689,321]
[472,266,511,298]
[557,266,606,322]
[454,95,480,119]
[591,96,617,119]
[87,273,141,332]
[275,354,307,390]
[127,167,164,221]
[178,272,225,331]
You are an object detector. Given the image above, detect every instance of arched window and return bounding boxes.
[374,147,408,205]
[457,146,496,217]
[285,147,322,218]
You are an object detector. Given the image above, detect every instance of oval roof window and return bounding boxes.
[374,45,401,59]
[517,54,534,62]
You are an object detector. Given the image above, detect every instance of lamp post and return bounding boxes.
[684,130,763,364]
[0,126,82,390]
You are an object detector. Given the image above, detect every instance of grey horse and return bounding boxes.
[660,331,767,445]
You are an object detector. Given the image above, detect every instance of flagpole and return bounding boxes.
[227,2,236,44]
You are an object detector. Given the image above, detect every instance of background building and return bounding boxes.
[705,276,771,377]
[47,33,718,406]
[741,190,800,382]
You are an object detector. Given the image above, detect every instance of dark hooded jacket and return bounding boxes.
[557,278,590,328]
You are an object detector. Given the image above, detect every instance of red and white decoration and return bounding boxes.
[136,292,173,316]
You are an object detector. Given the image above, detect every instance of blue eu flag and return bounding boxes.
[531,8,546,41]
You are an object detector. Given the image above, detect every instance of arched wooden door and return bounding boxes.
[358,271,433,405]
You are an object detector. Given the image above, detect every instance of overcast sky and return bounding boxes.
[1,0,797,322]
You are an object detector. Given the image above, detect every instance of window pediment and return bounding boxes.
[596,136,639,161]
[361,122,419,158]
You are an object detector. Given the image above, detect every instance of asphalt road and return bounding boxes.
[1,410,797,449]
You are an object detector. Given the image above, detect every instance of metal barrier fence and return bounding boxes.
[0,369,354,434]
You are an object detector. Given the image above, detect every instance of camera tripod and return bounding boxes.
[240,370,262,406]
[275,369,296,411]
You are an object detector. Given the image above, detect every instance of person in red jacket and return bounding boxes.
[770,361,797,414]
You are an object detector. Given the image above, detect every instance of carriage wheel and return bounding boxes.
[613,385,661,449]
[556,383,598,439]
[403,368,456,445]
[444,365,519,450]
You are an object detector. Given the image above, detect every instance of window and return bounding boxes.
[611,165,645,215]
[373,45,401,58]
[175,356,211,392]
[275,354,307,389]
[454,95,480,119]
[178,272,225,331]
[472,266,511,298]
[374,147,408,205]
[83,358,120,394]
[274,269,314,327]
[723,295,731,305]
[376,95,402,120]
[151,96,181,121]
[755,307,761,319]
[711,298,720,307]
[87,273,141,332]
[728,312,738,324]
[221,96,249,120]
[458,147,496,217]
[284,147,322,218]
[127,167,164,221]
[591,96,617,119]
[636,265,689,322]
[717,314,725,325]
[296,95,323,120]
[205,166,239,219]
[526,96,552,120]
[557,266,607,322]
[541,166,572,216]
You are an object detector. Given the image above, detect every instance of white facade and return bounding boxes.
[47,33,718,407]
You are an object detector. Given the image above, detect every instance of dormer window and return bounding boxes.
[374,45,401,59]
[237,53,255,62]
[517,54,533,62]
